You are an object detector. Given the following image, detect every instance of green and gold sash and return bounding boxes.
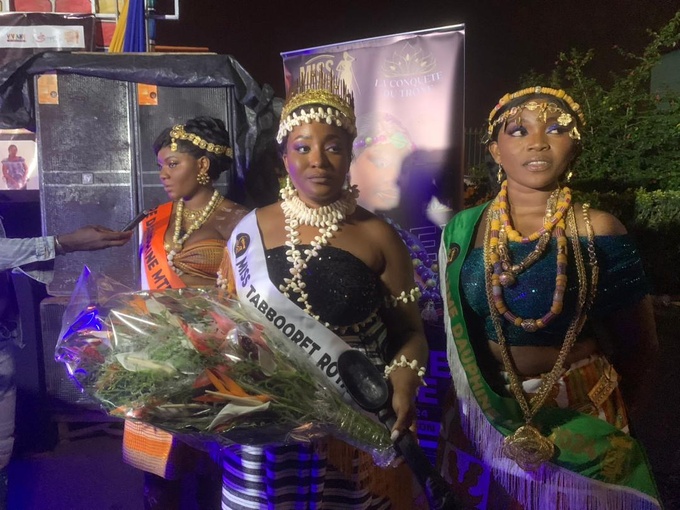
[440,203,660,508]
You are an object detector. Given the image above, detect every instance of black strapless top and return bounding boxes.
[265,245,383,328]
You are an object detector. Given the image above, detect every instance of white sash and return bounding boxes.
[228,211,353,400]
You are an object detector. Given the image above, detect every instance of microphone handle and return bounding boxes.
[379,410,460,510]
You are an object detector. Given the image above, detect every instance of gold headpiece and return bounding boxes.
[169,125,233,157]
[276,69,356,144]
[486,86,586,141]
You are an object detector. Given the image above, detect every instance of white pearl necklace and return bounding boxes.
[166,189,223,275]
[279,187,358,324]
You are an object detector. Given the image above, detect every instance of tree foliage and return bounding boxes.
[521,10,680,192]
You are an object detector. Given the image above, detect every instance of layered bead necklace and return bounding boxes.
[488,181,571,332]
[166,189,223,275]
[279,187,358,324]
[483,182,599,471]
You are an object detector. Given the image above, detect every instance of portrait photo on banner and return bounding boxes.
[0,130,38,191]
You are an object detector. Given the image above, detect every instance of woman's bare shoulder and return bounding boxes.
[351,207,400,239]
[212,200,249,238]
[577,203,627,236]
[219,199,249,215]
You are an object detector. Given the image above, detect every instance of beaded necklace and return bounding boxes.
[182,207,203,223]
[166,189,223,275]
[483,201,598,471]
[279,187,358,325]
[488,182,572,332]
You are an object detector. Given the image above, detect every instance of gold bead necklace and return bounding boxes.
[165,189,223,275]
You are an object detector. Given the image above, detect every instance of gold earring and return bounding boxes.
[497,164,504,184]
[565,170,573,183]
[197,170,210,186]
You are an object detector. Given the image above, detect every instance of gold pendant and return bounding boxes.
[499,271,516,287]
[502,424,554,471]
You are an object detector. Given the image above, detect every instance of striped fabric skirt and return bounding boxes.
[220,437,419,510]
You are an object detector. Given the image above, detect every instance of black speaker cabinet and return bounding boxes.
[36,73,237,295]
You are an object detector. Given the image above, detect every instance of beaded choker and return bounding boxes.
[280,188,358,228]
[278,188,358,325]
[166,189,223,275]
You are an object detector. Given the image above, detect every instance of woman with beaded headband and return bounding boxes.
[125,116,248,510]
[438,86,661,509]
[217,70,429,509]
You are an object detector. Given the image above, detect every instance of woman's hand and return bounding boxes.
[388,365,424,440]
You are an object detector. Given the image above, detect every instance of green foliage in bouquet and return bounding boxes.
[57,286,393,459]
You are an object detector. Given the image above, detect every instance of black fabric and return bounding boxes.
[0,51,282,206]
[265,245,383,328]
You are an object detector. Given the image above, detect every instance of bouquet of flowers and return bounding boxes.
[56,269,393,463]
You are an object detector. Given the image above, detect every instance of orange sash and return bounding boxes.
[141,202,185,290]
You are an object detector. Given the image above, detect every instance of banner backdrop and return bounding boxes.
[0,12,96,80]
[282,25,465,461]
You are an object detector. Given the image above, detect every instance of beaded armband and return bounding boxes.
[383,355,427,386]
[386,286,421,308]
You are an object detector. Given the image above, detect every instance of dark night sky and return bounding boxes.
[153,1,679,128]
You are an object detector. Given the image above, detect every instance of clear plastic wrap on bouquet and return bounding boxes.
[55,269,394,464]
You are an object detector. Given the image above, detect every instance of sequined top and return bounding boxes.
[172,239,225,279]
[461,235,650,347]
[265,245,383,328]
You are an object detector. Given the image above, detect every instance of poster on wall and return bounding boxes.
[0,129,37,191]
[282,25,465,461]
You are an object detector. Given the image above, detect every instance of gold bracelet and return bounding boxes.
[54,235,65,255]
[383,355,427,386]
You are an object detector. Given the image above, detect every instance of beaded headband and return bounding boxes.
[486,86,586,141]
[169,124,233,157]
[276,69,356,144]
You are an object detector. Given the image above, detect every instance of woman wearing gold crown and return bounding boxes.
[438,87,661,509]
[216,71,428,508]
[126,116,248,509]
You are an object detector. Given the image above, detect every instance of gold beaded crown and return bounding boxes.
[277,68,356,144]
[169,124,233,157]
[486,86,586,141]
